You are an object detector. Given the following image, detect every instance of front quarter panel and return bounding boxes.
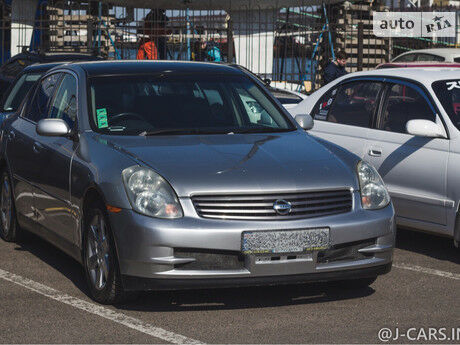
[70,132,138,221]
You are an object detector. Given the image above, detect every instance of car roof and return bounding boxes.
[69,60,245,77]
[10,51,101,60]
[336,67,460,85]
[22,62,66,73]
[377,62,460,69]
[398,48,460,57]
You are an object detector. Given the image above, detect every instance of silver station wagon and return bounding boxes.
[0,61,394,304]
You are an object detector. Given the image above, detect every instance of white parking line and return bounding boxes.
[393,263,460,280]
[0,268,202,344]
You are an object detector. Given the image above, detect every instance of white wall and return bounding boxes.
[11,0,39,56]
[229,9,276,77]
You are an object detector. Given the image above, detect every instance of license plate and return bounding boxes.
[241,228,330,254]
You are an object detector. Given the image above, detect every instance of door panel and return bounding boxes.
[33,137,76,244]
[311,121,370,158]
[365,131,448,224]
[7,73,63,223]
[32,73,78,244]
[365,82,449,225]
[6,118,38,221]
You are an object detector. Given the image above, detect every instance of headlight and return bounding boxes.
[357,161,390,210]
[122,166,183,219]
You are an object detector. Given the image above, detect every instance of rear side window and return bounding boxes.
[415,53,445,62]
[380,83,435,134]
[326,81,383,128]
[393,53,416,62]
[3,72,42,112]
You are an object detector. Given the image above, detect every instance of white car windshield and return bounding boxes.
[432,79,460,130]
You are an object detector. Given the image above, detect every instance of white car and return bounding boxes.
[392,48,460,63]
[290,67,460,246]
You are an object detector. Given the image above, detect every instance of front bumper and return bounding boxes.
[108,194,395,291]
[122,263,392,291]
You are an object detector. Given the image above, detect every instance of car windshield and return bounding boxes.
[432,79,460,130]
[88,74,295,135]
[3,72,42,112]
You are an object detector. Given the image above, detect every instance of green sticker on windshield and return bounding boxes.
[96,108,108,128]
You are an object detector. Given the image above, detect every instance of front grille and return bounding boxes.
[191,189,353,220]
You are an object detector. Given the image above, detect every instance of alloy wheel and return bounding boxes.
[85,211,110,290]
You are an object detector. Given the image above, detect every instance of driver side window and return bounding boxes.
[380,83,435,134]
[49,74,77,128]
[25,73,62,122]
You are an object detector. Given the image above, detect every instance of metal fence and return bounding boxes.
[1,0,460,92]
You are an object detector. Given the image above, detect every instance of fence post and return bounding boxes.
[227,15,234,63]
[357,22,363,71]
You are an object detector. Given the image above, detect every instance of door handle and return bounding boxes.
[368,149,382,157]
[32,142,43,154]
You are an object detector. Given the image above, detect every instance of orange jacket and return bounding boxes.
[137,41,158,60]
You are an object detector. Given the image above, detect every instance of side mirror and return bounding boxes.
[295,114,314,130]
[263,78,271,86]
[406,119,445,138]
[36,118,71,137]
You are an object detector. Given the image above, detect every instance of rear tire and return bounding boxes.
[0,169,21,242]
[82,199,127,304]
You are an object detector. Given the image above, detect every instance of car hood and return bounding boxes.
[100,131,358,197]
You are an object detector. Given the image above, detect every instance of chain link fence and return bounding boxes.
[1,0,459,91]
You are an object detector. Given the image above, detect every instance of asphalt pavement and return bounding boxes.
[0,228,458,344]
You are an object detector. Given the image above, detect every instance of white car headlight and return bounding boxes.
[122,166,183,219]
[357,161,390,210]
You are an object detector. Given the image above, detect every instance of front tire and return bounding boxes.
[82,200,126,304]
[0,169,20,242]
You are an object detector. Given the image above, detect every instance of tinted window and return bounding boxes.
[432,79,460,130]
[415,53,445,62]
[381,83,435,134]
[49,74,77,128]
[88,74,294,135]
[311,88,337,121]
[326,81,383,127]
[25,73,62,122]
[393,53,416,62]
[3,72,42,112]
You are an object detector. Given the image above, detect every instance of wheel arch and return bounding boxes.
[80,184,122,265]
